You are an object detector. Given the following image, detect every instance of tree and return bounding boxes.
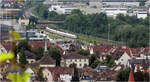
[29,16,38,26]
[103,54,115,67]
[95,50,100,57]
[71,65,79,81]
[34,46,44,60]
[116,68,130,81]
[19,48,28,66]
[140,1,145,6]
[89,54,100,68]
[116,68,149,81]
[17,40,31,53]
[77,49,90,56]
[48,47,61,66]
[71,9,82,15]
[43,10,49,19]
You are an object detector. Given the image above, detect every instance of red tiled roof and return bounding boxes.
[46,67,74,81]
[24,50,35,59]
[62,52,88,59]
[28,41,51,50]
[39,55,56,65]
[1,42,13,51]
[82,67,93,71]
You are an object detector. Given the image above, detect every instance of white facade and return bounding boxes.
[102,2,140,7]
[79,1,102,14]
[137,11,148,19]
[25,68,35,82]
[61,58,89,68]
[40,64,55,68]
[49,5,76,14]
[101,7,127,18]
[27,59,36,64]
[115,52,131,66]
[42,69,53,82]
[60,74,72,82]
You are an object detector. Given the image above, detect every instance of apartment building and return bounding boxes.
[61,53,89,68]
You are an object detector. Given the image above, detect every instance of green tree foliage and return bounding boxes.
[19,48,28,66]
[34,46,44,60]
[116,69,149,81]
[103,54,115,67]
[77,49,90,56]
[89,54,100,68]
[43,10,49,19]
[29,16,38,26]
[16,40,31,53]
[139,1,145,6]
[71,66,79,81]
[34,4,66,21]
[116,68,130,81]
[48,47,61,66]
[35,7,149,47]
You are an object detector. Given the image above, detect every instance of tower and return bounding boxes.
[44,35,48,53]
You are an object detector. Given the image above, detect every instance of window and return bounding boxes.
[84,64,87,67]
[80,64,82,66]
[121,59,123,61]
[75,59,77,62]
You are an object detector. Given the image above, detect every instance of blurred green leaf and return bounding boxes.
[0,52,14,62]
[9,31,21,41]
[8,72,30,82]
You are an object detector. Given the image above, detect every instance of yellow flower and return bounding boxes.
[9,30,21,41]
[0,52,14,62]
[8,72,30,82]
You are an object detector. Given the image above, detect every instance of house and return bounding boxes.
[100,7,127,18]
[0,8,22,19]
[39,55,56,68]
[102,0,142,7]
[42,68,53,82]
[137,11,148,19]
[80,76,95,82]
[95,64,110,72]
[17,50,36,64]
[28,41,51,50]
[18,18,29,26]
[49,5,77,14]
[24,51,36,64]
[114,52,131,66]
[96,70,117,81]
[25,68,36,81]
[128,58,150,72]
[42,67,73,82]
[61,53,89,68]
